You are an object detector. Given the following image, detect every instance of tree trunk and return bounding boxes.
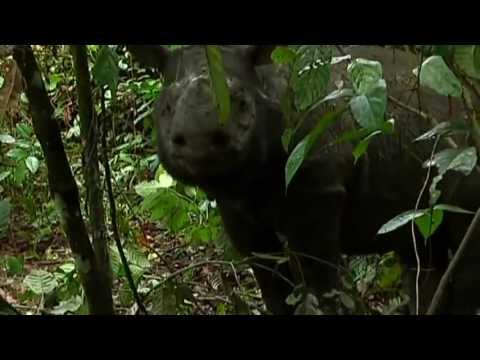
[13,45,114,315]
[71,45,113,293]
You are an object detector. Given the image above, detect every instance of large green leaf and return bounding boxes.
[454,45,480,79]
[425,147,477,176]
[92,46,120,101]
[206,45,231,124]
[416,56,462,98]
[23,269,59,295]
[352,130,383,164]
[271,46,296,65]
[377,209,428,235]
[291,46,332,112]
[285,110,343,189]
[292,63,331,112]
[414,209,444,243]
[347,58,384,95]
[349,79,387,130]
[6,147,28,161]
[378,203,474,237]
[49,295,83,315]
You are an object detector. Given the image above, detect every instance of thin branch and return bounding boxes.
[411,135,441,315]
[427,206,480,314]
[99,88,147,315]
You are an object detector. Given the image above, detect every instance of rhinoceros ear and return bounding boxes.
[126,45,169,70]
[245,45,277,67]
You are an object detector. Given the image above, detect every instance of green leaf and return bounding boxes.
[339,292,355,310]
[25,156,39,174]
[378,209,428,235]
[0,134,15,144]
[6,147,28,161]
[349,79,387,130]
[13,164,28,185]
[414,120,469,142]
[378,261,402,289]
[425,147,477,177]
[23,269,59,295]
[92,45,120,101]
[347,58,383,95]
[434,204,475,215]
[6,255,24,275]
[292,63,331,112]
[271,46,297,65]
[49,295,83,315]
[454,45,480,79]
[285,110,343,189]
[415,209,444,242]
[16,123,33,138]
[135,181,163,198]
[59,263,76,274]
[157,173,174,188]
[0,170,11,182]
[416,56,462,98]
[352,130,383,164]
[205,45,231,124]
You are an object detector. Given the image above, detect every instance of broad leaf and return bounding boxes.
[291,46,332,112]
[23,269,59,295]
[347,58,383,95]
[424,147,477,177]
[6,255,24,275]
[25,156,39,174]
[206,45,231,124]
[352,130,383,164]
[285,110,343,189]
[135,181,163,198]
[49,296,83,315]
[415,209,444,243]
[378,209,428,235]
[349,79,387,130]
[454,45,480,80]
[414,120,469,142]
[92,46,120,101]
[0,134,15,144]
[416,56,462,98]
[6,147,28,161]
[292,63,331,112]
[271,46,296,65]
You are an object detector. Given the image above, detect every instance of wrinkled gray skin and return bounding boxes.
[128,45,480,315]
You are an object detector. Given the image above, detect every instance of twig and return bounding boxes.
[411,135,441,315]
[388,95,459,150]
[427,206,480,314]
[99,88,148,315]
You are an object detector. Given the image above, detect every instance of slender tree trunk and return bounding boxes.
[13,45,114,315]
[71,45,113,291]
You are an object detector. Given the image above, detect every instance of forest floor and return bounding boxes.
[0,213,264,315]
